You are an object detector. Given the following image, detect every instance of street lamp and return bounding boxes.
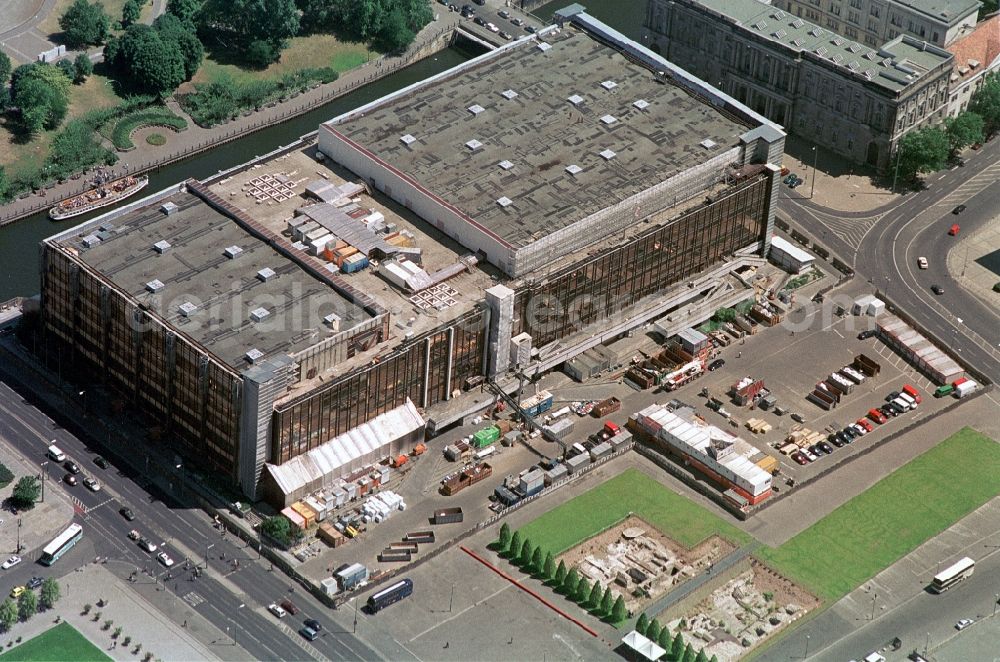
[804,634,810,659]
[204,543,215,569]
[870,593,878,621]
[810,146,818,199]
[231,603,244,646]
[38,461,48,502]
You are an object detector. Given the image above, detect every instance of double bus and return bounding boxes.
[367,578,413,613]
[931,557,974,593]
[40,524,83,566]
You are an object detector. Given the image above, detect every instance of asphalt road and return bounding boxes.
[0,371,380,662]
[779,138,1000,382]
[760,542,1000,662]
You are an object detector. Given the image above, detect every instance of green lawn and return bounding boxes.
[758,427,1000,601]
[517,468,752,554]
[0,622,111,662]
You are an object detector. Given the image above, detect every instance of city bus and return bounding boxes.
[931,557,974,593]
[39,523,83,566]
[366,578,413,613]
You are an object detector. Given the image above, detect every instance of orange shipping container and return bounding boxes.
[290,501,316,527]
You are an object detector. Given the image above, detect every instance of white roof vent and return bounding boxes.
[567,94,584,105]
[178,301,197,317]
[600,80,618,91]
[160,202,178,216]
[633,99,650,110]
[810,27,823,37]
[323,313,341,330]
[501,89,518,100]
[832,37,844,46]
[400,133,417,145]
[257,267,276,282]
[791,18,804,28]
[224,245,243,259]
[599,148,617,160]
[468,104,485,116]
[153,240,171,254]
[465,139,483,151]
[245,348,264,364]
[536,42,551,52]
[496,196,513,208]
[600,114,618,125]
[498,160,514,170]
[700,138,718,149]
[565,164,582,175]
[773,29,787,39]
[81,234,101,248]
[145,279,165,293]
[249,307,270,323]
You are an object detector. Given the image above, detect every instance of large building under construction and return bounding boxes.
[39,8,785,504]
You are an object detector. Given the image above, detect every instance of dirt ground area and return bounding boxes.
[557,516,735,615]
[665,560,820,662]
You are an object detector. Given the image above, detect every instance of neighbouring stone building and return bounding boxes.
[944,13,1000,116]
[643,0,954,170]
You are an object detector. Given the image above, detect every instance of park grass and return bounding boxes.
[0,622,111,662]
[517,468,752,555]
[757,427,1000,602]
[187,34,374,90]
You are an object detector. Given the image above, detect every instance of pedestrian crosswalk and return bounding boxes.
[182,591,205,608]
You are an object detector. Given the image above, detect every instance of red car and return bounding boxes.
[791,451,810,465]
[856,418,874,433]
[867,409,887,425]
[901,384,922,404]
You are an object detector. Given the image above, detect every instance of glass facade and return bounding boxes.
[272,307,487,463]
[512,176,771,348]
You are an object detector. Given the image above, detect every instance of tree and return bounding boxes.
[108,24,186,97]
[56,58,76,80]
[152,13,203,80]
[0,167,8,202]
[896,127,949,182]
[260,515,293,547]
[518,538,533,566]
[599,587,613,615]
[636,612,649,635]
[610,595,626,623]
[969,73,1000,135]
[694,650,709,662]
[0,598,16,631]
[562,567,579,594]
[681,642,696,662]
[530,546,543,574]
[197,0,299,59]
[47,118,115,179]
[122,0,142,27]
[574,578,590,603]
[587,581,602,609]
[945,112,985,154]
[18,589,37,621]
[671,632,685,661]
[40,578,61,609]
[497,523,512,553]
[542,551,555,580]
[59,0,111,48]
[298,0,431,50]
[980,0,999,20]
[647,618,661,642]
[375,7,415,53]
[167,0,202,21]
[709,656,719,662]
[11,476,41,508]
[657,628,672,655]
[554,560,567,586]
[74,53,93,83]
[0,51,11,86]
[245,40,280,68]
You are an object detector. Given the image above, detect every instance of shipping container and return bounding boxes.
[518,469,545,495]
[335,563,368,590]
[432,507,464,525]
[494,485,520,506]
[543,463,568,485]
[472,426,501,448]
[840,366,867,384]
[565,454,590,474]
[853,354,881,377]
[589,442,612,460]
[440,463,493,495]
[519,391,554,417]
[378,549,412,563]
[404,531,436,543]
[807,391,835,410]
[342,253,370,273]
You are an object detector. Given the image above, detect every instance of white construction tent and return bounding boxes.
[262,399,425,506]
[621,631,666,661]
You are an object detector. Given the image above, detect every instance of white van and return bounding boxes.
[892,396,913,412]
[898,392,917,408]
[47,444,66,462]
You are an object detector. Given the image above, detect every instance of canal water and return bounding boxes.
[0,47,474,300]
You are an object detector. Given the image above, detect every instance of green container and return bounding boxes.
[472,426,500,448]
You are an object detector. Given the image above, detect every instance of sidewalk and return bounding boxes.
[0,17,461,226]
[2,564,233,662]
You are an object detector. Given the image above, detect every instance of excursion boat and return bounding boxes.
[49,173,149,220]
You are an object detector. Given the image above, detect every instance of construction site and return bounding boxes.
[661,561,820,662]
[558,516,736,615]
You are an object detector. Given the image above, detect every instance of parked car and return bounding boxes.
[868,409,887,425]
[511,17,524,26]
[64,460,80,474]
[783,173,797,185]
[857,329,876,340]
[268,603,288,619]
[955,618,974,630]
[486,22,500,32]
[83,477,100,492]
[499,30,513,40]
[917,256,928,269]
[138,538,157,553]
[818,442,834,454]
[708,359,726,371]
[791,451,809,465]
[788,176,804,188]
[120,507,136,521]
[498,9,510,18]
[280,599,300,615]
[887,401,905,415]
[525,25,536,33]
[827,432,843,447]
[931,284,944,295]
[837,430,852,445]
[63,474,77,486]
[952,205,966,215]
[791,412,807,423]
[26,577,43,590]
[128,529,141,541]
[2,555,22,570]
[851,423,868,436]
[885,391,901,402]
[9,586,25,599]
[880,404,897,418]
[93,455,109,469]
[856,418,874,433]
[842,426,858,440]
[473,16,486,25]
